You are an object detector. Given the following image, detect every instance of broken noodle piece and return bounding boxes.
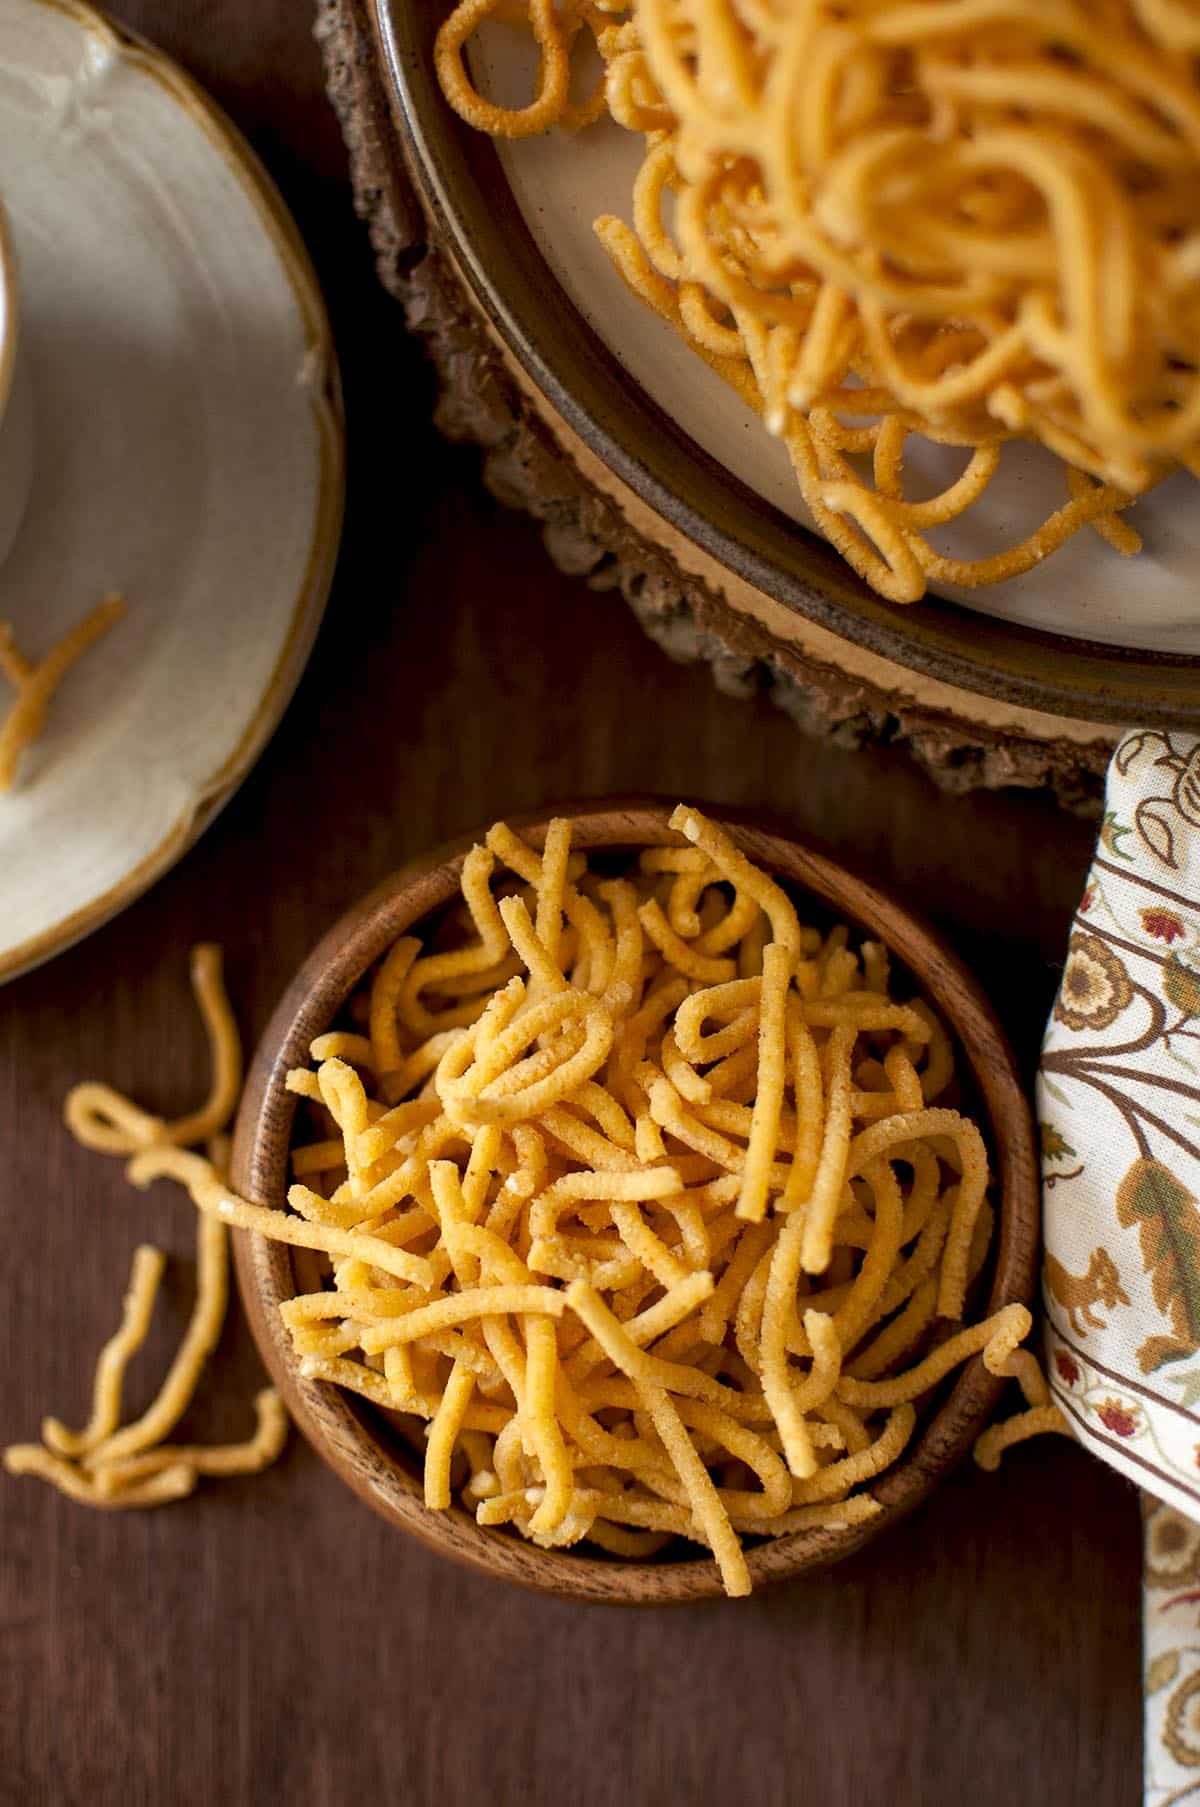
[3,949,287,1507]
[0,593,126,790]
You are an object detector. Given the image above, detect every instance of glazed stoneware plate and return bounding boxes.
[0,0,344,981]
[372,0,1199,728]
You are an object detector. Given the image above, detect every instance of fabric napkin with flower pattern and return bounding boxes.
[1037,729,1200,1805]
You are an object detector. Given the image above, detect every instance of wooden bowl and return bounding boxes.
[231,801,1039,1603]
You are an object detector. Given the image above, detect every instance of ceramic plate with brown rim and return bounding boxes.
[0,0,344,982]
[231,801,1039,1604]
[369,0,1198,731]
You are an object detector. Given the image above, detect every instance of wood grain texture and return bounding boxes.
[0,1,1139,1801]
[232,803,1039,1601]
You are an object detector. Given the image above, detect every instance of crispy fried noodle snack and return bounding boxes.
[45,810,1058,1597]
[434,0,1200,601]
[0,593,125,790]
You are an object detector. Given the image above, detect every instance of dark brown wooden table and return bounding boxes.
[0,5,1140,1801]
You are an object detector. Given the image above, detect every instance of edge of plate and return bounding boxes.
[0,198,18,429]
[0,0,347,985]
[370,0,1199,730]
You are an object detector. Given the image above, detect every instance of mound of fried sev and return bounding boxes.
[3,946,288,1506]
[127,807,1062,1595]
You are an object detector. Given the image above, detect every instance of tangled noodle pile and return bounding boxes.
[436,0,1200,601]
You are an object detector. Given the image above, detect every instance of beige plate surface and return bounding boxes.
[0,0,344,981]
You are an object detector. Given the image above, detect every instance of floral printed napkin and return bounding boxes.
[1037,729,1200,1805]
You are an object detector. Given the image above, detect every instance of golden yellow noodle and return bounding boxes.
[3,950,287,1509]
[0,593,126,789]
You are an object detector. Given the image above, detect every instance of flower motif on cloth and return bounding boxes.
[1053,931,1134,1032]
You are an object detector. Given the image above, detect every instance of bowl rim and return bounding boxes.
[367,0,1200,729]
[232,798,1040,1604]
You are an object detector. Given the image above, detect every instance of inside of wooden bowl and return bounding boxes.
[232,800,1039,1604]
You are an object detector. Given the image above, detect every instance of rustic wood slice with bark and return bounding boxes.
[311,0,1157,811]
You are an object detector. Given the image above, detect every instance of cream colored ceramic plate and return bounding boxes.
[470,27,1199,657]
[0,0,343,981]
